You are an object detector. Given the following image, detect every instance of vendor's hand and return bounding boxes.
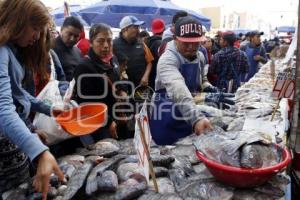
[140,75,149,86]
[204,92,235,109]
[194,118,213,135]
[33,151,65,200]
[109,121,118,139]
[35,129,48,145]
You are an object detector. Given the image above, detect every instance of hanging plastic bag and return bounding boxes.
[33,53,74,145]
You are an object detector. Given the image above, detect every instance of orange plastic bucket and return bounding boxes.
[55,103,107,136]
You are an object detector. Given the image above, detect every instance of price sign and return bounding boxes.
[133,102,152,183]
[272,69,295,99]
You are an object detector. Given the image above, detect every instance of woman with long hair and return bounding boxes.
[0,0,64,199]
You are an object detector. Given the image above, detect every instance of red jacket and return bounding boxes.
[77,31,90,56]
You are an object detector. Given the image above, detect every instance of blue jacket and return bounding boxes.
[0,44,50,161]
[241,43,267,81]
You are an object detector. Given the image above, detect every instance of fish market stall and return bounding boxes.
[1,60,292,200]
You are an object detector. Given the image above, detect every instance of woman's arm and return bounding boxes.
[0,47,48,161]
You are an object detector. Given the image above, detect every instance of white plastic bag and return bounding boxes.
[33,53,74,145]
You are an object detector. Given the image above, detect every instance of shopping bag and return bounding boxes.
[33,53,74,145]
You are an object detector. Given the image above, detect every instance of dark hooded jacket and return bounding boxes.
[73,48,121,127]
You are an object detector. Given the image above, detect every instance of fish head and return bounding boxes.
[240,144,263,168]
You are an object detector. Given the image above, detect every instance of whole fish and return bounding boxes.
[220,149,241,167]
[83,141,120,157]
[88,141,120,152]
[119,139,136,155]
[97,170,118,192]
[114,173,148,200]
[62,160,95,200]
[117,162,144,182]
[160,145,198,164]
[96,174,148,200]
[153,167,169,178]
[59,163,77,181]
[240,143,279,169]
[100,138,121,148]
[149,177,175,194]
[151,154,175,167]
[57,154,85,165]
[86,155,125,195]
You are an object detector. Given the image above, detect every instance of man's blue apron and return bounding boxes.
[245,45,261,81]
[149,60,201,145]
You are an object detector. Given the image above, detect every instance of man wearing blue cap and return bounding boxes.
[241,31,268,81]
[113,16,154,88]
[149,16,234,145]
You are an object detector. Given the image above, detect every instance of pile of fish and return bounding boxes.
[2,136,289,200]
[194,126,281,168]
[196,59,289,139]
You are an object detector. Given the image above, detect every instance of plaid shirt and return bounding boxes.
[210,46,249,80]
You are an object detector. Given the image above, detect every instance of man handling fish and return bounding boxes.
[149,16,234,145]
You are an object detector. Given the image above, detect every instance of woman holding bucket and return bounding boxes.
[0,0,64,199]
[73,23,129,143]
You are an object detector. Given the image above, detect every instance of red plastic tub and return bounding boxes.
[195,144,292,188]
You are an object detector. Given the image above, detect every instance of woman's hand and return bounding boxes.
[109,121,118,139]
[51,106,65,117]
[33,151,65,200]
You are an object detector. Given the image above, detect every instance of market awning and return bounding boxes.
[276,26,296,33]
[79,0,211,30]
